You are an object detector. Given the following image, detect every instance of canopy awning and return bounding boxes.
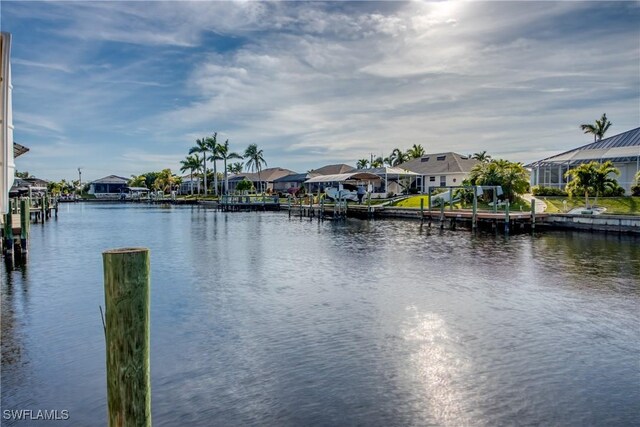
[304,172,381,184]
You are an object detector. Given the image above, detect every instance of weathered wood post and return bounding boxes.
[420,198,424,224]
[20,198,29,253]
[531,199,536,232]
[492,188,497,213]
[320,195,325,221]
[299,197,303,219]
[439,201,445,229]
[103,248,151,427]
[40,196,46,222]
[288,197,291,218]
[472,189,478,231]
[3,200,13,256]
[505,200,510,234]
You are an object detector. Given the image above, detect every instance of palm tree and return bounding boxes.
[472,151,492,162]
[466,159,529,202]
[189,138,208,195]
[356,158,369,169]
[565,162,597,208]
[389,148,408,166]
[406,144,425,159]
[228,162,244,174]
[244,144,267,193]
[218,139,243,194]
[154,168,177,194]
[591,161,620,205]
[371,156,384,168]
[180,154,202,196]
[129,174,147,188]
[206,133,221,197]
[580,113,612,142]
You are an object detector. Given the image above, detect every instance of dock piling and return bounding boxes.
[103,247,151,427]
[20,198,29,254]
[505,200,510,234]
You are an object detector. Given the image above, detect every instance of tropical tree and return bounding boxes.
[235,179,253,193]
[389,148,408,166]
[217,139,243,194]
[406,144,425,159]
[371,156,384,168]
[189,137,209,195]
[206,133,221,197]
[472,151,492,163]
[580,113,612,142]
[154,169,177,194]
[356,158,369,169]
[129,174,147,188]
[591,161,620,204]
[180,154,202,195]
[228,162,244,174]
[465,159,530,202]
[244,144,267,193]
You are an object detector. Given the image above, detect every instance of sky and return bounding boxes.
[2,1,639,182]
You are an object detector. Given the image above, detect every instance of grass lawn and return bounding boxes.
[392,195,531,211]
[541,196,640,215]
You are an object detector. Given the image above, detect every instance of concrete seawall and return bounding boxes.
[541,214,640,234]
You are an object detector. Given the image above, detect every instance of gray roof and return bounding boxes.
[90,175,129,184]
[526,127,640,167]
[14,142,29,158]
[399,152,479,175]
[309,164,355,175]
[273,173,309,183]
[228,167,296,182]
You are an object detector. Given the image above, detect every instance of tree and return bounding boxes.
[15,170,32,179]
[356,158,369,169]
[129,174,147,188]
[217,139,243,194]
[565,162,597,208]
[465,159,530,202]
[472,151,492,162]
[153,169,177,194]
[235,179,253,193]
[371,156,384,168]
[228,162,244,174]
[389,148,408,166]
[189,138,208,195]
[406,144,425,159]
[591,161,620,204]
[580,113,612,142]
[180,154,202,196]
[244,144,267,193]
[206,133,221,197]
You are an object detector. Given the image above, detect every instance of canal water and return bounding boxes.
[1,203,639,426]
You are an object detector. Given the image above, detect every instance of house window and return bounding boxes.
[421,157,430,162]
[429,176,436,182]
[436,155,446,161]
[440,176,446,187]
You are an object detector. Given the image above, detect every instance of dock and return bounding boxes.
[217,195,281,212]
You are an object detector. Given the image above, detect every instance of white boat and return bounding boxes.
[325,185,358,202]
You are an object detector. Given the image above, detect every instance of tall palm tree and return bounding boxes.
[472,151,492,162]
[580,113,612,142]
[244,144,267,193]
[406,144,425,159]
[218,139,243,194]
[206,133,221,197]
[180,154,202,195]
[189,138,208,195]
[356,158,369,169]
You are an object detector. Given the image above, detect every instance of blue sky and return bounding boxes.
[2,1,639,182]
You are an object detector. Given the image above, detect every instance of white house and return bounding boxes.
[399,152,479,193]
[525,127,640,193]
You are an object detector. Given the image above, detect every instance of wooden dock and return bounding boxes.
[217,195,281,212]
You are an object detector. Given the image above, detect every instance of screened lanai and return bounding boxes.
[525,127,640,193]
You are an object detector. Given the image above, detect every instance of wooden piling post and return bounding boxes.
[472,190,478,231]
[288,197,291,218]
[493,188,497,213]
[531,199,536,232]
[439,201,445,229]
[103,248,151,427]
[420,198,424,224]
[41,196,46,222]
[505,200,510,234]
[20,198,29,253]
[3,200,13,256]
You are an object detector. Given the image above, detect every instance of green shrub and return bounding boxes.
[603,185,625,197]
[631,185,640,197]
[532,186,568,197]
[235,179,253,192]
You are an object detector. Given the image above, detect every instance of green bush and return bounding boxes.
[532,186,568,197]
[603,184,625,197]
[235,179,253,192]
[631,185,640,197]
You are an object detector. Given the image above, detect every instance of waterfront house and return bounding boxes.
[399,152,479,193]
[525,127,640,193]
[309,164,356,176]
[354,166,420,197]
[88,175,129,199]
[178,175,200,195]
[272,172,308,195]
[227,167,296,193]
